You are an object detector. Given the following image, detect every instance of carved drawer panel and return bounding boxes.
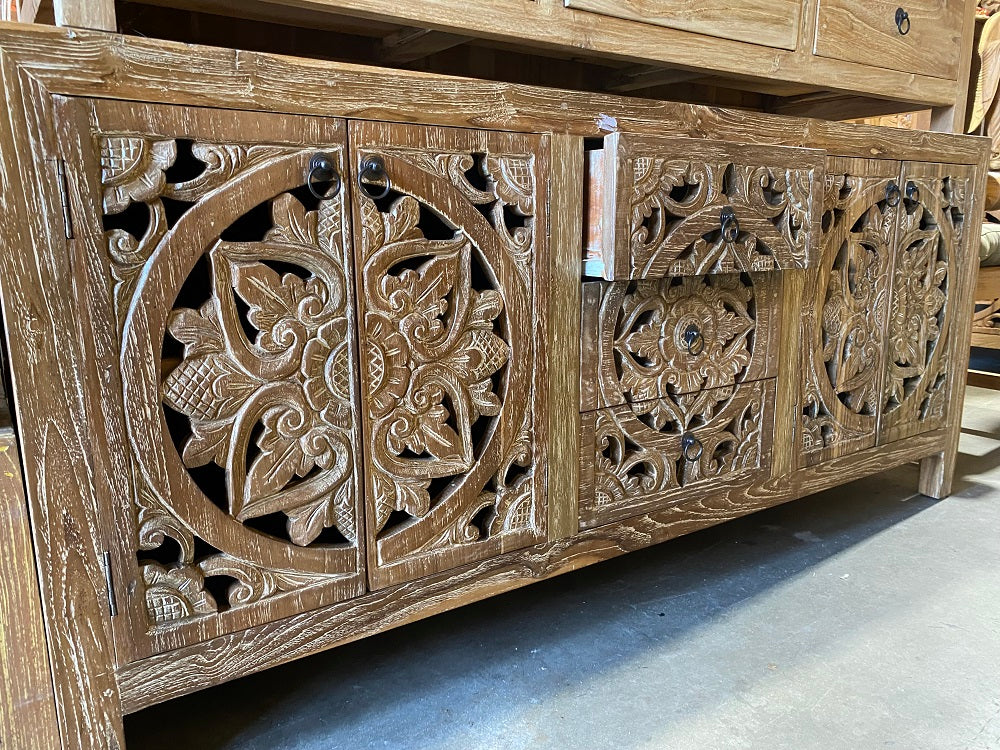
[54,98,366,660]
[580,272,780,411]
[349,122,548,590]
[878,161,973,445]
[584,133,823,280]
[579,379,775,529]
[814,0,965,81]
[800,158,899,467]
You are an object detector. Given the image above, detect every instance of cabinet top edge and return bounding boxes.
[0,21,989,167]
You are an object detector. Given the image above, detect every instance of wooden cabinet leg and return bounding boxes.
[919,450,954,499]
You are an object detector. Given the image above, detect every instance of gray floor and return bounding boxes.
[125,386,1000,750]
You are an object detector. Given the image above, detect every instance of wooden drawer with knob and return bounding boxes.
[579,379,776,529]
[579,272,781,411]
[813,0,965,80]
[583,133,824,280]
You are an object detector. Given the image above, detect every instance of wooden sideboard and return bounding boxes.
[0,19,988,750]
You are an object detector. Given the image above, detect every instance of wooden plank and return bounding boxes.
[52,0,114,29]
[0,428,62,750]
[0,24,985,165]
[772,270,803,478]
[0,47,125,750]
[547,133,583,541]
[117,425,949,714]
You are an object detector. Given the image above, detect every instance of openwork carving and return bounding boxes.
[354,135,545,587]
[881,173,968,437]
[800,172,895,463]
[617,141,819,277]
[586,273,777,410]
[101,129,363,633]
[581,381,772,528]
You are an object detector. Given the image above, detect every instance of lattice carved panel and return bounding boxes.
[593,134,822,279]
[350,122,548,589]
[800,166,897,466]
[879,165,972,444]
[580,380,775,529]
[581,272,779,411]
[63,99,365,659]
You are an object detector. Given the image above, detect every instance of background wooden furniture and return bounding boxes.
[0,23,987,750]
[7,0,978,134]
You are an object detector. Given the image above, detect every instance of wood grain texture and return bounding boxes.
[0,24,985,164]
[0,429,61,750]
[117,424,949,714]
[52,0,115,30]
[547,133,583,541]
[814,0,965,80]
[771,270,802,478]
[565,0,802,50]
[930,0,977,133]
[0,48,125,750]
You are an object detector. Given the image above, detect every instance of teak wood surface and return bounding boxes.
[0,21,988,750]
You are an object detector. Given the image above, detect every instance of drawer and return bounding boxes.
[565,0,803,50]
[814,0,965,80]
[581,272,780,411]
[580,379,776,529]
[584,133,823,280]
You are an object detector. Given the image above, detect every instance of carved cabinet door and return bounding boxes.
[800,157,899,467]
[54,98,366,661]
[348,122,549,589]
[877,161,974,444]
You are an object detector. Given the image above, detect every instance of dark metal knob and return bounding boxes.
[683,324,705,356]
[905,180,920,203]
[306,153,341,200]
[681,433,704,462]
[886,181,901,207]
[359,155,391,200]
[720,207,739,242]
[895,7,910,35]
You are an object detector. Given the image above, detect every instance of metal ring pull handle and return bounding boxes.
[683,324,705,356]
[895,7,910,35]
[886,182,901,207]
[720,207,740,243]
[306,153,341,200]
[681,433,704,462]
[359,155,392,200]
[905,180,920,203]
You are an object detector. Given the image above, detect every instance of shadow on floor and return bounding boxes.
[125,460,949,750]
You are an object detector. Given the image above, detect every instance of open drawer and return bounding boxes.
[584,133,824,279]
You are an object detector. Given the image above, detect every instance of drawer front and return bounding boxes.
[814,0,965,80]
[580,380,776,529]
[566,0,803,50]
[581,272,780,411]
[585,133,823,280]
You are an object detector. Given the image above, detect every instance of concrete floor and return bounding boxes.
[126,386,1000,750]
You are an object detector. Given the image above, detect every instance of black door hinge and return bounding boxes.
[102,550,118,618]
[56,158,73,240]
